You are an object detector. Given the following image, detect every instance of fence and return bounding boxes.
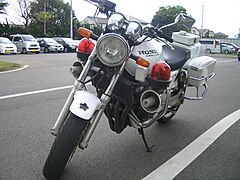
[218,38,240,46]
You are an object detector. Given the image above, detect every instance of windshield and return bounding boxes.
[44,38,58,43]
[22,35,36,41]
[0,38,12,44]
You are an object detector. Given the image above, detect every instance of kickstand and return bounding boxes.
[138,128,154,152]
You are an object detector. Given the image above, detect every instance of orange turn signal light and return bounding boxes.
[136,56,150,68]
[78,27,92,38]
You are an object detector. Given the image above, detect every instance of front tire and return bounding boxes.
[43,112,89,180]
[205,49,211,54]
[223,50,229,54]
[22,48,27,54]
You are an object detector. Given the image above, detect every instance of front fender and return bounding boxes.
[70,91,102,120]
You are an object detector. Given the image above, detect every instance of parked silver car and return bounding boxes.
[220,43,235,54]
[10,34,40,54]
[221,42,240,52]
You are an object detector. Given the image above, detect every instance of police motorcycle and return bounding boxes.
[43,0,216,179]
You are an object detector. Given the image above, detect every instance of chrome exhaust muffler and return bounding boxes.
[140,89,162,113]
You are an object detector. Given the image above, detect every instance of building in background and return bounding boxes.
[191,27,228,39]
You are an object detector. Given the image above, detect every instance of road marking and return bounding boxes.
[0,65,29,74]
[216,59,237,63]
[0,82,92,100]
[0,85,73,100]
[143,109,240,180]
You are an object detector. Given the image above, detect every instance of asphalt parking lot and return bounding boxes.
[0,53,240,180]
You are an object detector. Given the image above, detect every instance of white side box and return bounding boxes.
[187,56,216,87]
[172,31,200,46]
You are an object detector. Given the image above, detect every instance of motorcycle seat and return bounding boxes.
[162,45,190,71]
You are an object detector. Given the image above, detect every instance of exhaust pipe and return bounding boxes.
[140,89,162,113]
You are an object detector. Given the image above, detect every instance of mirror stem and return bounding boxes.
[159,21,177,30]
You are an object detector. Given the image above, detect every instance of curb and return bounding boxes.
[0,65,29,74]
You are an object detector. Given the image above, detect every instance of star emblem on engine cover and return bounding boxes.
[79,103,89,111]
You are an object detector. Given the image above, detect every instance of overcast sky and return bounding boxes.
[2,0,240,38]
[69,0,240,38]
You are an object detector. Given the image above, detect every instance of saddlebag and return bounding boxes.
[186,56,216,87]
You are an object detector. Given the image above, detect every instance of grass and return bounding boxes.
[0,61,21,72]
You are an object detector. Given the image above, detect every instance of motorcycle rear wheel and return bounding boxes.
[43,112,89,180]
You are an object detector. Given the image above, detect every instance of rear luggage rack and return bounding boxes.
[184,73,215,100]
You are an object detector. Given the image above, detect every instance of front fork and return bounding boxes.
[51,50,127,148]
[51,53,94,136]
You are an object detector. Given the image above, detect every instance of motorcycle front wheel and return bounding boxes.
[43,112,89,180]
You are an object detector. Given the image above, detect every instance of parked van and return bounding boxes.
[199,39,220,54]
[10,34,40,54]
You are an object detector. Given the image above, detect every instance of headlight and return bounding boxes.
[96,33,130,67]
[107,13,126,32]
[125,21,142,41]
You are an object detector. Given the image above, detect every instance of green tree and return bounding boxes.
[80,22,102,36]
[30,0,78,37]
[35,11,52,35]
[151,5,188,36]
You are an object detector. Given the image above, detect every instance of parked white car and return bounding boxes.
[10,34,40,54]
[0,37,17,54]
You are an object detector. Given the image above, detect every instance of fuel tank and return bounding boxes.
[125,37,165,76]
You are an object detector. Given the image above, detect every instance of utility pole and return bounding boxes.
[70,0,73,39]
[44,2,46,35]
[200,5,204,38]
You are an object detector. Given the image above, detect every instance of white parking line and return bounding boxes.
[0,85,73,100]
[0,82,93,100]
[217,59,237,63]
[143,109,240,180]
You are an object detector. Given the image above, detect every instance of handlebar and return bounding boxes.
[144,26,173,43]
[157,30,173,43]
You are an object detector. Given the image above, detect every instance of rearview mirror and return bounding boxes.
[175,13,195,29]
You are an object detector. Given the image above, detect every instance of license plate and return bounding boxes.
[32,50,36,52]
[5,50,11,53]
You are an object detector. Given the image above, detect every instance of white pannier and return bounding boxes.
[186,56,216,87]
